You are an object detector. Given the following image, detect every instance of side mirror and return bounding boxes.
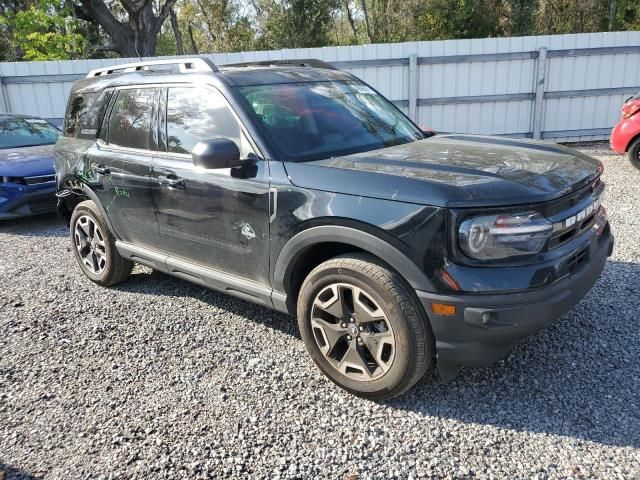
[419,126,437,138]
[192,138,246,169]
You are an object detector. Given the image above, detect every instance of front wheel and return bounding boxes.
[297,254,435,400]
[629,137,640,172]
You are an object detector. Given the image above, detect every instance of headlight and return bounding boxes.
[459,211,553,260]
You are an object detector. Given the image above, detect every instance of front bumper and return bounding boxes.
[0,182,57,220]
[418,227,613,380]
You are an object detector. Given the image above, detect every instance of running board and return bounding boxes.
[115,241,274,309]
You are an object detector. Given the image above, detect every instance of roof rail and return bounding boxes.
[86,57,218,78]
[223,59,337,70]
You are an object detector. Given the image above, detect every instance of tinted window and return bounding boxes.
[108,88,156,150]
[166,87,242,155]
[0,116,60,149]
[77,89,114,139]
[63,93,98,137]
[238,81,423,162]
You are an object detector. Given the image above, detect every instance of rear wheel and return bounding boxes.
[70,200,133,286]
[297,253,435,400]
[629,137,640,172]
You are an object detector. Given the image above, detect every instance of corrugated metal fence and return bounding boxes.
[1,31,639,142]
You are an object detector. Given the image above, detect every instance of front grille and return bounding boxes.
[1,175,55,185]
[544,177,604,250]
[548,209,599,249]
[24,175,55,185]
[541,178,603,217]
[566,246,589,274]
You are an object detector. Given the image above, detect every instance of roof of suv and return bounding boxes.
[218,65,352,86]
[71,57,353,94]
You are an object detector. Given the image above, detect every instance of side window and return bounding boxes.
[107,88,156,150]
[63,93,97,137]
[78,89,113,140]
[166,87,243,155]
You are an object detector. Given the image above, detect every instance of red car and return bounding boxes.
[611,92,640,170]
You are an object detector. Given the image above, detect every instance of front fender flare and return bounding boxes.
[273,225,434,295]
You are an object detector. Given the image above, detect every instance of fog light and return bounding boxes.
[431,303,457,316]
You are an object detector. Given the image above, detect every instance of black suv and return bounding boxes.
[55,57,613,399]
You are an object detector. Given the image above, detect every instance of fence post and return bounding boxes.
[408,54,418,122]
[532,47,547,140]
[0,76,11,113]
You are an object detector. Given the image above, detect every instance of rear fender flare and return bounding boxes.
[59,176,117,237]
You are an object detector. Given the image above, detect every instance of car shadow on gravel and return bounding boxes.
[114,267,298,338]
[388,259,640,449]
[0,463,39,480]
[115,260,639,449]
[0,214,66,238]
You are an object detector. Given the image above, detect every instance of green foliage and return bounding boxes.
[534,0,609,34]
[419,0,501,40]
[175,0,255,54]
[156,24,179,56]
[253,0,339,49]
[1,0,639,61]
[1,0,87,60]
[616,0,640,30]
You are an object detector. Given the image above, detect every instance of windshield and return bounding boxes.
[0,117,60,149]
[237,81,424,162]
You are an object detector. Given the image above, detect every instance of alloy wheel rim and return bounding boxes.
[311,283,396,381]
[74,215,107,275]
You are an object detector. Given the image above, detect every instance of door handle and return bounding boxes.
[93,163,110,176]
[158,175,186,189]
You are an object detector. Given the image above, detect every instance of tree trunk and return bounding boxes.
[188,23,199,54]
[170,8,184,55]
[196,0,217,48]
[609,0,617,30]
[360,0,373,43]
[344,0,358,44]
[76,0,177,58]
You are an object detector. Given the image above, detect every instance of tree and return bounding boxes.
[615,0,640,30]
[419,0,502,40]
[72,0,179,57]
[0,0,87,60]
[535,0,609,34]
[3,0,640,61]
[252,0,339,49]
[500,0,536,36]
[166,0,254,54]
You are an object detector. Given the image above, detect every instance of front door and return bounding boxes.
[151,85,271,286]
[91,86,161,249]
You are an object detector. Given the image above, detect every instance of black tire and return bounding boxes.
[629,137,640,172]
[69,200,133,286]
[297,253,435,400]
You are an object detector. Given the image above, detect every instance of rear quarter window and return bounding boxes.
[63,93,98,137]
[64,90,114,139]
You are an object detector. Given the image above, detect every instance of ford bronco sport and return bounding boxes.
[54,57,613,400]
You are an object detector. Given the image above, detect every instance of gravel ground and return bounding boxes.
[1,142,639,480]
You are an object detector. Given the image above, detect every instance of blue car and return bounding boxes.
[0,114,60,219]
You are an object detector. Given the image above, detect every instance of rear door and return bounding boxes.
[151,85,271,286]
[91,86,162,249]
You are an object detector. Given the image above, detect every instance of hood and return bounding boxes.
[283,135,602,208]
[0,144,56,177]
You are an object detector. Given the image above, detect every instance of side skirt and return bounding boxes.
[115,241,285,311]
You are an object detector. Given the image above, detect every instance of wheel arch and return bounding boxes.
[58,177,117,235]
[273,225,434,315]
[625,131,640,152]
